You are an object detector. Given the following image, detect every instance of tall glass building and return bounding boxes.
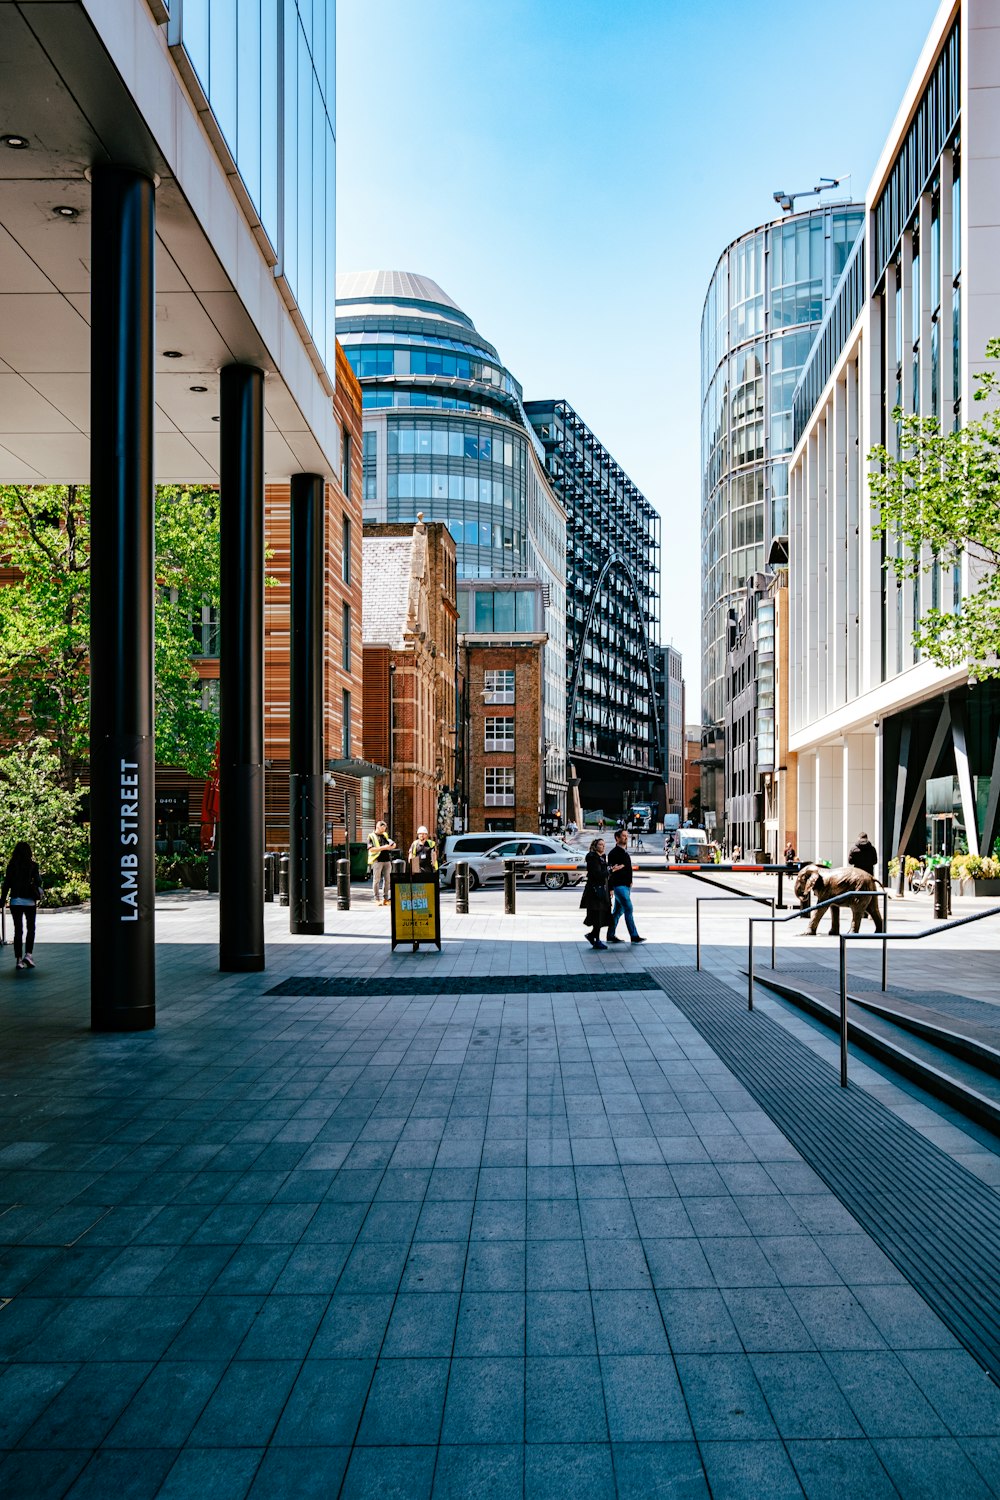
[524,400,662,816]
[336,272,567,810]
[700,203,864,817]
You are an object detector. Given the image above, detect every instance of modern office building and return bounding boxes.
[788,0,1000,872]
[525,400,663,818]
[336,271,568,822]
[651,644,684,822]
[701,199,865,829]
[0,1,342,1023]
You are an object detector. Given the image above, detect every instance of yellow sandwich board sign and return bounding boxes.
[391,872,442,951]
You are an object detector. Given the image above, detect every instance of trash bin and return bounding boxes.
[349,842,369,882]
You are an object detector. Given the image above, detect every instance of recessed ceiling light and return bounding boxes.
[163,350,183,359]
[189,385,208,393]
[1,134,29,150]
[53,205,78,220]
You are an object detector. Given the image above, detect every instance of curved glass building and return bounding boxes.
[336,271,567,812]
[700,203,864,814]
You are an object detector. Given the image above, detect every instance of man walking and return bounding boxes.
[606,828,646,944]
[848,832,878,875]
[367,819,396,905]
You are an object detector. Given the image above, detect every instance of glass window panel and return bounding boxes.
[475,593,494,632]
[515,592,534,630]
[494,593,515,631]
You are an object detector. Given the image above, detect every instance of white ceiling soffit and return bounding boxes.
[0,2,331,485]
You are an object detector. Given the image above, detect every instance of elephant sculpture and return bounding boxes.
[793,864,885,935]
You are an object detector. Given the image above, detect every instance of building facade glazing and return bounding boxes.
[169,0,337,380]
[336,272,567,811]
[700,202,864,822]
[525,400,663,816]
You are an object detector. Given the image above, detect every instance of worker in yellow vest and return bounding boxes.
[408,826,438,876]
[367,820,396,905]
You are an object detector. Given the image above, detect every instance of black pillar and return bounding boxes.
[219,364,265,971]
[89,165,156,1032]
[289,473,326,935]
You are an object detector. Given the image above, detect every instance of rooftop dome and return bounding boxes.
[335,270,476,331]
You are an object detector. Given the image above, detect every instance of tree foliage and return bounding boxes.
[0,484,220,784]
[868,338,1000,678]
[0,738,89,883]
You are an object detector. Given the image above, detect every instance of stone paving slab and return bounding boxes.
[0,884,999,1495]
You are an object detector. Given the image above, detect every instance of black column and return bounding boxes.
[219,364,265,971]
[89,166,156,1032]
[289,473,326,935]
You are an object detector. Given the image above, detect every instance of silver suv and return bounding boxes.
[454,836,586,891]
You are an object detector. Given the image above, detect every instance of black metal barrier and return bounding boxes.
[336,858,351,912]
[665,862,798,909]
[263,852,276,903]
[277,852,289,907]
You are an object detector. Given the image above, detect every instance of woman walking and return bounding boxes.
[581,836,612,951]
[1,841,43,971]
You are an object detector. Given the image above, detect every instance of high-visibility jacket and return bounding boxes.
[408,837,438,874]
[367,831,396,868]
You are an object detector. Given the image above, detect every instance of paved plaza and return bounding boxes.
[2,864,1000,1497]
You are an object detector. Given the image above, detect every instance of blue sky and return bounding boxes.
[336,0,944,708]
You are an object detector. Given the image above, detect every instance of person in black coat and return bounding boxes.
[848,833,878,876]
[1,841,43,970]
[580,837,612,950]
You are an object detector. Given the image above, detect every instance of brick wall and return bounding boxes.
[467,642,543,832]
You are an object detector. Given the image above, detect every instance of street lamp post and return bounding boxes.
[388,661,396,836]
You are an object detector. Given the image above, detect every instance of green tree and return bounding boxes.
[0,738,89,883]
[868,338,1000,678]
[0,483,220,785]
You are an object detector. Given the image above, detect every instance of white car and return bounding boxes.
[454,836,587,890]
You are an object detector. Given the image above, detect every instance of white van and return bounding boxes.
[666,828,711,864]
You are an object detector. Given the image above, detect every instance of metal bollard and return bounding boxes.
[504,859,516,915]
[455,861,469,915]
[263,851,275,903]
[277,852,290,907]
[392,858,405,879]
[932,864,948,920]
[337,857,351,911]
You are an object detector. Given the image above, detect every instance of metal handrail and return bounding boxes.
[748,889,890,1013]
[835,902,1000,1088]
[696,895,775,972]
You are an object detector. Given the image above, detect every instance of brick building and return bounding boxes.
[362,516,458,846]
[464,641,545,834]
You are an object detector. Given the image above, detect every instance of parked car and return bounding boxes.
[447,835,586,890]
[440,834,514,881]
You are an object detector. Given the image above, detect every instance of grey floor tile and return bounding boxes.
[960,1437,1000,1492]
[356,1357,449,1445]
[0,1448,91,1499]
[454,1291,525,1356]
[440,1357,524,1445]
[524,1442,615,1499]
[644,1238,714,1289]
[853,1283,959,1349]
[0,1361,80,1447]
[612,1441,710,1499]
[527,1289,596,1355]
[786,1286,887,1351]
[237,1294,329,1360]
[601,1354,692,1440]
[525,1238,589,1290]
[823,1351,949,1438]
[157,1447,264,1500]
[382,1293,459,1358]
[104,1360,225,1447]
[463,1241,524,1292]
[273,1358,374,1446]
[786,1438,898,1499]
[275,1243,352,1294]
[874,1436,995,1498]
[722,1288,815,1352]
[63,1447,176,1499]
[432,1445,522,1499]
[591,1289,670,1355]
[658,1287,743,1353]
[190,1358,300,1446]
[699,1440,804,1499]
[525,1356,608,1442]
[400,1242,468,1293]
[751,1352,864,1440]
[674,1353,777,1441]
[899,1349,1000,1436]
[247,1444,349,1497]
[19,1358,151,1449]
[584,1237,652,1290]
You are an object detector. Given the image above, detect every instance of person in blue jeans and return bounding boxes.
[607,828,646,944]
